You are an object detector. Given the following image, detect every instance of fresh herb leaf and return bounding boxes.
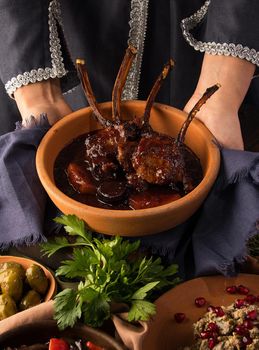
[54,214,92,241]
[132,281,160,300]
[56,248,99,279]
[42,214,180,329]
[41,236,89,257]
[128,300,156,322]
[54,288,82,330]
[80,288,111,328]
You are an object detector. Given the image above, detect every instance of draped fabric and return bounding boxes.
[0,0,259,134]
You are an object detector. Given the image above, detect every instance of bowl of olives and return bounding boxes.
[0,256,57,321]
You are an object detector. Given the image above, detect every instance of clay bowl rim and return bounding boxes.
[0,255,57,302]
[0,319,125,350]
[36,100,220,219]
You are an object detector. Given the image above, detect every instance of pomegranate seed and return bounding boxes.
[247,310,257,320]
[214,306,225,317]
[243,319,254,330]
[237,285,250,295]
[226,285,237,294]
[235,324,249,336]
[208,338,216,349]
[207,322,219,333]
[235,299,245,309]
[174,312,186,323]
[195,297,207,307]
[200,331,211,339]
[242,335,253,346]
[245,294,257,305]
[207,305,215,312]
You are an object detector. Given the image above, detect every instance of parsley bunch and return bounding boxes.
[41,214,180,330]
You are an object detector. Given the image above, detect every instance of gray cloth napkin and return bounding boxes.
[0,119,258,279]
[140,148,259,278]
[0,116,50,249]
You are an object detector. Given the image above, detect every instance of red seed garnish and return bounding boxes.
[200,331,211,339]
[245,294,257,305]
[207,305,215,312]
[214,306,225,317]
[195,297,207,307]
[235,299,246,309]
[237,285,250,295]
[226,285,237,294]
[243,319,254,330]
[235,324,249,336]
[246,309,257,320]
[208,338,217,349]
[207,322,219,333]
[174,312,186,323]
[242,335,253,346]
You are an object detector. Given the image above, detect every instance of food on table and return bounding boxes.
[19,290,42,311]
[0,261,49,320]
[183,295,259,349]
[194,297,207,308]
[0,262,26,280]
[54,46,219,210]
[26,264,49,295]
[0,294,17,320]
[174,312,186,323]
[4,337,106,350]
[1,268,23,302]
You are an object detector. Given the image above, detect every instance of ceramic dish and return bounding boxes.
[142,274,259,350]
[36,101,220,236]
[0,255,57,302]
[0,320,125,349]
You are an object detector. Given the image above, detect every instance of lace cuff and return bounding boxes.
[181,0,259,67]
[4,0,78,97]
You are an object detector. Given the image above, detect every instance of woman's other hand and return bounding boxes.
[184,54,256,150]
[14,78,72,126]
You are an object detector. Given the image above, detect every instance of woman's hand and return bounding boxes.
[14,78,72,126]
[184,54,256,150]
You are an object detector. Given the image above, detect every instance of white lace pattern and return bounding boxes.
[5,0,67,96]
[122,0,149,101]
[181,0,259,66]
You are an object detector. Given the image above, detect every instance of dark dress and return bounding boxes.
[0,0,259,137]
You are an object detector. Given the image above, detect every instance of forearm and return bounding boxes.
[14,79,72,125]
[192,53,255,114]
[185,54,256,150]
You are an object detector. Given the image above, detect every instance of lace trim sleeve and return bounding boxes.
[181,0,259,67]
[5,0,69,96]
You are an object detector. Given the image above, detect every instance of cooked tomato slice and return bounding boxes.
[49,338,70,350]
[86,340,104,350]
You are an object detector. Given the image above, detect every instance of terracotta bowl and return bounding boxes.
[36,100,220,236]
[0,255,57,302]
[0,320,125,350]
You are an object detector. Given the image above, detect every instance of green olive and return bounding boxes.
[25,264,48,295]
[0,294,17,320]
[1,269,23,302]
[0,262,25,281]
[19,290,41,311]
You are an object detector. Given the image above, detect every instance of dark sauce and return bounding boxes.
[54,133,200,210]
